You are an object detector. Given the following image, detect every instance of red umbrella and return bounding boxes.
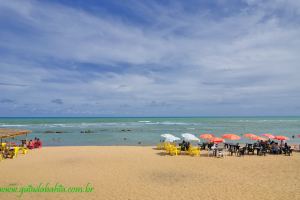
[255,136,268,141]
[274,136,289,141]
[210,137,224,143]
[261,133,275,139]
[244,133,258,139]
[248,135,260,141]
[222,134,241,140]
[200,134,214,140]
[245,135,266,141]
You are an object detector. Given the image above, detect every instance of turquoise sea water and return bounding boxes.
[0,117,299,146]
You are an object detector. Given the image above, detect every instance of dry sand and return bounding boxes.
[0,146,299,200]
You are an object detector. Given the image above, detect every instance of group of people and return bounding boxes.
[229,140,292,156]
[179,140,191,151]
[198,139,293,156]
[268,141,291,155]
[22,137,43,149]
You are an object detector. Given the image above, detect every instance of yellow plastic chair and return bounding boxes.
[165,143,175,154]
[169,146,181,156]
[163,142,171,150]
[188,146,201,156]
[8,147,20,159]
[157,142,166,150]
[20,147,28,155]
[1,143,6,149]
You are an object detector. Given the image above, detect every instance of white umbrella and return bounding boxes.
[181,133,200,142]
[161,134,180,142]
[165,136,181,142]
[161,134,176,138]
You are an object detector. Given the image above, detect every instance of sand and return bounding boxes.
[0,146,299,200]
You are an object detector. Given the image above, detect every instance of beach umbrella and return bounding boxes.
[181,133,200,142]
[255,136,268,141]
[161,134,180,142]
[244,133,258,139]
[247,135,266,141]
[199,133,214,140]
[210,137,224,144]
[164,136,181,142]
[161,134,176,138]
[261,133,275,139]
[274,136,289,141]
[222,134,241,140]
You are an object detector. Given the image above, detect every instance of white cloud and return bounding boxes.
[0,0,300,116]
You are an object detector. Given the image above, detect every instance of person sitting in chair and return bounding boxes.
[179,140,186,151]
[28,140,35,149]
[271,143,279,154]
[35,138,42,148]
[283,143,292,155]
[185,142,190,151]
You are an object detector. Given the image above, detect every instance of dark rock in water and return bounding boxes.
[44,130,55,134]
[55,131,64,133]
[123,138,127,140]
[121,129,132,132]
[138,141,142,144]
[81,129,94,134]
[44,130,64,134]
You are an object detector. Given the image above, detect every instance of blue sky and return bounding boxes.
[0,0,300,117]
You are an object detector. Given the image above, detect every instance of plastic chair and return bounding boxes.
[169,146,181,156]
[188,146,200,156]
[12,147,20,158]
[156,142,163,150]
[216,149,224,158]
[164,143,174,154]
[20,147,28,154]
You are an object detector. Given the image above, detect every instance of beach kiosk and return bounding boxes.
[0,128,32,144]
[0,129,32,159]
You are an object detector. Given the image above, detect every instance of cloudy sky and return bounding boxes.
[0,0,300,117]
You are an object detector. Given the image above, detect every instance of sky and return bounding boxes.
[0,0,300,117]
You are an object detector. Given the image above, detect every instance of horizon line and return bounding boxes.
[0,115,300,118]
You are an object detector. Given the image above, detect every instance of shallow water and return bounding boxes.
[0,117,299,146]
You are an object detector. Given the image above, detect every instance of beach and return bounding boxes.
[0,146,299,200]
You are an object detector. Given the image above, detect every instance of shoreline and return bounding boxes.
[35,144,300,152]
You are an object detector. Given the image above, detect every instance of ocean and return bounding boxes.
[0,117,299,146]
